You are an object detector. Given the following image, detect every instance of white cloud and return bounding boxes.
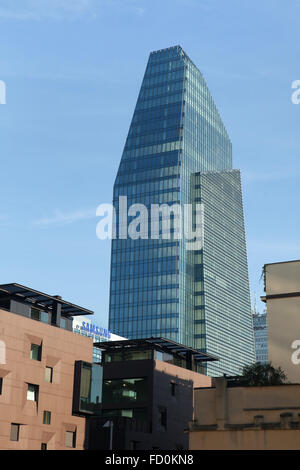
[0,0,145,21]
[33,208,96,226]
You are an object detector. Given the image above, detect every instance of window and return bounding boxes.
[41,311,48,324]
[27,383,39,402]
[30,344,42,361]
[102,377,147,405]
[65,431,76,448]
[43,411,51,425]
[159,408,167,429]
[45,366,53,383]
[31,308,40,321]
[10,424,20,442]
[170,381,176,396]
[129,441,139,450]
[102,408,147,422]
[41,443,47,450]
[0,377,2,395]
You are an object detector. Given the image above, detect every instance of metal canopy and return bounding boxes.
[94,337,219,363]
[0,283,93,317]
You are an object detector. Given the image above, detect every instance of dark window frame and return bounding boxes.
[27,383,39,403]
[45,366,53,383]
[43,410,51,425]
[10,423,20,442]
[30,343,42,361]
[65,430,76,449]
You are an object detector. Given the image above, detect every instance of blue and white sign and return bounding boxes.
[80,321,111,339]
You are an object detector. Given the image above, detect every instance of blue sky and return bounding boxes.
[0,0,299,325]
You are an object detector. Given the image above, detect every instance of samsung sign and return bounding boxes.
[79,321,111,340]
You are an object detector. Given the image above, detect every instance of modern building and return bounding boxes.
[261,260,300,383]
[253,311,268,364]
[108,45,255,376]
[189,376,300,450]
[87,337,217,450]
[73,316,126,363]
[0,283,101,450]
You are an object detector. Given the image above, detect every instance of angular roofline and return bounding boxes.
[0,283,93,317]
[94,337,219,363]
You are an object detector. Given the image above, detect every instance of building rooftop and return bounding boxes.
[95,337,218,363]
[0,283,93,317]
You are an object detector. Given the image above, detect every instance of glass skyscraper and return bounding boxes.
[108,45,255,376]
[253,312,268,364]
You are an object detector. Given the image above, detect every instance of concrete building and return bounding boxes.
[261,260,300,383]
[87,338,217,450]
[0,283,98,450]
[189,377,300,450]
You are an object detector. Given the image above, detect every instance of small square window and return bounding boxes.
[30,344,42,361]
[65,431,76,448]
[43,410,51,425]
[41,443,47,450]
[27,383,39,402]
[45,366,53,383]
[10,423,20,442]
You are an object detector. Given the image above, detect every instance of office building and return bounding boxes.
[0,283,100,450]
[253,311,268,364]
[87,337,217,450]
[189,376,300,450]
[109,45,255,375]
[261,260,300,383]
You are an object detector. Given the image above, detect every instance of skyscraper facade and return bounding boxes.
[108,46,255,375]
[253,312,268,364]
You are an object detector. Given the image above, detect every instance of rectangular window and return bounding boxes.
[30,344,42,361]
[0,377,2,395]
[159,408,167,429]
[65,431,76,448]
[45,366,53,383]
[43,410,51,425]
[129,440,139,450]
[102,408,147,422]
[27,383,39,402]
[170,381,176,396]
[41,311,49,324]
[41,443,47,450]
[31,308,40,321]
[10,424,20,442]
[102,377,147,405]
